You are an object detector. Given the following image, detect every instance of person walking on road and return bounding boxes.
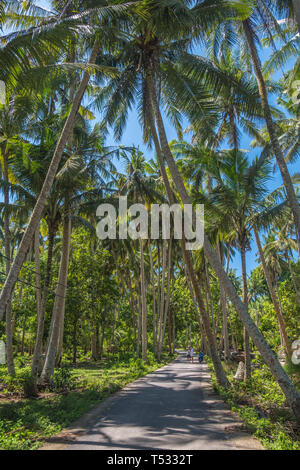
[198,351,204,364]
[190,346,194,363]
[186,347,191,362]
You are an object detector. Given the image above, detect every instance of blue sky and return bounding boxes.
[5,1,300,276]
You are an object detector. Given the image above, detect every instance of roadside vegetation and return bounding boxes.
[0,354,171,450]
[207,358,300,450]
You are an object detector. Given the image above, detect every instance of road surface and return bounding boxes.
[43,351,263,450]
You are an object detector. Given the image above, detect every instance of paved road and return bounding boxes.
[63,352,262,450]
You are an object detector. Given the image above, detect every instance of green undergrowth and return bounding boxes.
[0,354,173,450]
[206,357,300,450]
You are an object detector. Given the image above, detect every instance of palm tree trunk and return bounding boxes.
[156,241,161,353]
[172,306,176,354]
[3,149,15,376]
[56,216,72,365]
[72,317,78,364]
[204,259,215,333]
[20,316,26,356]
[40,213,71,383]
[243,19,300,254]
[99,322,105,360]
[91,322,98,361]
[137,283,142,357]
[34,226,42,326]
[157,240,167,350]
[31,223,56,376]
[182,244,230,388]
[149,246,157,354]
[5,301,15,376]
[217,243,230,360]
[240,243,251,382]
[140,238,147,361]
[184,258,209,355]
[228,314,238,352]
[158,239,172,360]
[147,71,300,421]
[126,273,137,344]
[0,40,99,321]
[254,226,291,357]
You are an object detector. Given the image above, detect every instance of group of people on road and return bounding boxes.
[186,346,204,364]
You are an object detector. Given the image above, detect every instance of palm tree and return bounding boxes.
[120,148,162,361]
[206,150,287,379]
[0,0,134,320]
[40,118,116,382]
[0,92,37,375]
[211,2,300,252]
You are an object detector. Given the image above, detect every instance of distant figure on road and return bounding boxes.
[198,351,204,364]
[186,347,191,362]
[190,346,194,363]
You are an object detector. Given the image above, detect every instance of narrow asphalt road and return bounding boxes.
[56,352,262,450]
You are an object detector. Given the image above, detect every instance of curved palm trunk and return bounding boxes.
[148,71,300,421]
[40,214,71,383]
[254,226,291,357]
[182,244,230,388]
[31,223,56,376]
[34,226,42,324]
[0,40,99,321]
[243,19,300,254]
[204,259,215,334]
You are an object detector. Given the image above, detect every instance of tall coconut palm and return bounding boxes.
[120,148,163,360]
[210,2,300,252]
[0,93,37,375]
[40,119,117,382]
[0,0,134,320]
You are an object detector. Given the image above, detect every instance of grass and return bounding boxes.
[206,357,300,450]
[0,354,173,450]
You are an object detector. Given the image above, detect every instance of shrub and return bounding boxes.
[50,368,76,393]
[22,371,38,398]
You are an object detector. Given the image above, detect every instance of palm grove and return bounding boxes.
[0,0,300,423]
